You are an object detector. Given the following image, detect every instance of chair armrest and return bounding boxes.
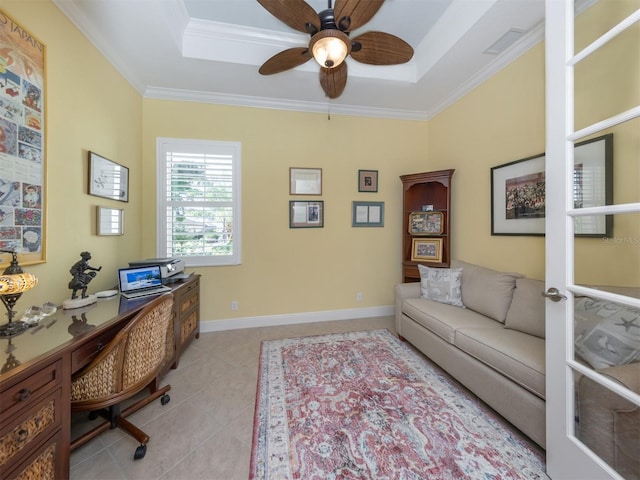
[394,282,421,335]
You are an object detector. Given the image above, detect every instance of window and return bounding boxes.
[157,138,241,267]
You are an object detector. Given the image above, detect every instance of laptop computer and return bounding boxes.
[118,265,171,299]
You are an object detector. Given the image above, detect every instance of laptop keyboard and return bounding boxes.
[121,286,171,299]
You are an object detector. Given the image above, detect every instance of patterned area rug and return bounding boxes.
[250,329,547,480]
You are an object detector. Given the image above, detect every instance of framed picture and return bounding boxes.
[358,169,378,192]
[96,206,124,235]
[411,238,443,263]
[289,201,324,228]
[290,168,322,195]
[490,133,613,237]
[89,151,129,202]
[0,12,47,264]
[352,201,384,227]
[409,211,444,235]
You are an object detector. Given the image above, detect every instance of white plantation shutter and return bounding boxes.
[157,138,241,266]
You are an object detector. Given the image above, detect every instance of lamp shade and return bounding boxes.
[310,29,351,68]
[0,273,38,295]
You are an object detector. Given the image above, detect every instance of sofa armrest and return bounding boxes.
[394,282,421,335]
[577,363,639,475]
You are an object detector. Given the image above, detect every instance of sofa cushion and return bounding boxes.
[505,278,546,338]
[418,264,464,307]
[455,327,546,399]
[452,260,522,323]
[574,297,640,369]
[402,297,502,344]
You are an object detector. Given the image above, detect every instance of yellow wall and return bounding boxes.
[5,0,637,326]
[142,101,428,320]
[4,1,143,308]
[428,1,639,286]
[428,46,547,278]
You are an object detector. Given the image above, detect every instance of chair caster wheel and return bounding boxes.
[161,394,170,405]
[134,444,146,460]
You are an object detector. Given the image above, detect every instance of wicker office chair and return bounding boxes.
[70,293,174,460]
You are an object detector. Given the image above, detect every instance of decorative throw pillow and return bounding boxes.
[574,297,640,369]
[418,264,465,308]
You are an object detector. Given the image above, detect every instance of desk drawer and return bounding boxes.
[71,323,122,373]
[180,310,199,343]
[0,388,62,473]
[0,360,62,415]
[178,288,198,315]
[4,429,61,480]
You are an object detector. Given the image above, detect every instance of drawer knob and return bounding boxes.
[18,388,32,401]
[17,429,29,443]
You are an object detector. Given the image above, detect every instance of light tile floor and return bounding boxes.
[70,316,397,480]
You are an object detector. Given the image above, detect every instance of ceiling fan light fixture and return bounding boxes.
[310,29,351,68]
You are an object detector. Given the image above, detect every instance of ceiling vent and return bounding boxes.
[483,28,525,55]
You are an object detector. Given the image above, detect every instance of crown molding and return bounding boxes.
[144,86,429,121]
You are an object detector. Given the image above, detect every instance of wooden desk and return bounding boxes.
[0,274,200,479]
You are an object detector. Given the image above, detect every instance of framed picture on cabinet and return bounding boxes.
[411,238,443,263]
[358,169,378,192]
[289,201,323,228]
[408,211,444,235]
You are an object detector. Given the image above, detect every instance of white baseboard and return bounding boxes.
[200,305,395,333]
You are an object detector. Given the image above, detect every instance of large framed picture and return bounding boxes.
[411,238,443,263]
[408,211,444,235]
[289,201,324,228]
[290,167,322,195]
[491,134,613,237]
[0,11,47,264]
[89,151,129,202]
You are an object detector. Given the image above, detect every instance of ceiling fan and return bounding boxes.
[257,0,414,99]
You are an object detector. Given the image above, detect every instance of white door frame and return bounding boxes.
[544,1,640,478]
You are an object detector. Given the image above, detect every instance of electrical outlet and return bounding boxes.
[356,292,363,302]
[231,300,238,311]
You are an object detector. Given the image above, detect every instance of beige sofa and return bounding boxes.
[395,260,640,471]
[395,260,547,447]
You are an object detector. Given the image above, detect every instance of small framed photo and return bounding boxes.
[290,168,322,195]
[89,151,129,202]
[96,206,124,235]
[289,201,324,228]
[408,211,444,235]
[352,201,384,227]
[358,169,378,192]
[411,238,443,263]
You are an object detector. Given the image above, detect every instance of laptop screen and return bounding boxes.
[118,265,163,293]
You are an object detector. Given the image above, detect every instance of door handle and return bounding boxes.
[542,287,568,302]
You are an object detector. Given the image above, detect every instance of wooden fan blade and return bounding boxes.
[257,0,319,33]
[259,48,312,75]
[350,31,414,65]
[319,62,348,99]
[334,0,384,32]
